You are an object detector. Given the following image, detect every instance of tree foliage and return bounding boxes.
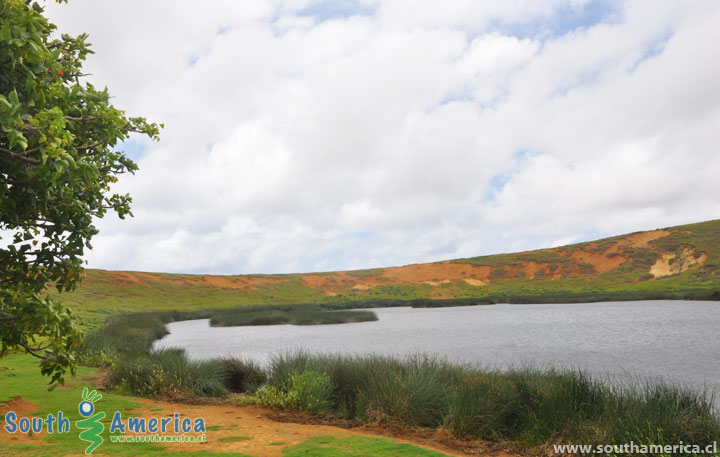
[0,0,160,383]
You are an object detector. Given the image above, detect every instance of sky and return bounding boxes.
[42,0,720,275]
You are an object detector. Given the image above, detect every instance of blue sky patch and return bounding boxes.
[490,0,621,40]
[628,30,674,73]
[116,138,148,162]
[483,149,543,202]
[296,0,377,23]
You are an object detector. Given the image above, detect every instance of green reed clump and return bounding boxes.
[79,312,170,365]
[596,380,719,452]
[218,357,267,393]
[268,351,404,417]
[209,305,377,327]
[111,348,227,398]
[357,355,465,426]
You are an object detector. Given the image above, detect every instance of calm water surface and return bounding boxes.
[154,300,720,392]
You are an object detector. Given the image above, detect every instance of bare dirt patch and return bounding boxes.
[381,262,493,284]
[125,398,500,457]
[298,262,495,293]
[0,396,50,445]
[463,278,487,287]
[621,230,671,248]
[0,396,37,416]
[650,248,707,278]
[192,275,290,290]
[100,271,289,290]
[568,249,622,274]
[518,261,550,279]
[266,409,523,456]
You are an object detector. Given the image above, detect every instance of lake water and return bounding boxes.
[154,300,720,394]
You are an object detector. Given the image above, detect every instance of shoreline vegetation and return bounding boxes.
[79,302,720,455]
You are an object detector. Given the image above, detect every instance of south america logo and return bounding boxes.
[76,387,105,454]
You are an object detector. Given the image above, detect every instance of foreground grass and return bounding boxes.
[0,354,450,457]
[282,436,450,457]
[258,352,720,452]
[0,354,246,457]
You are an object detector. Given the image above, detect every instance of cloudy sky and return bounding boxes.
[44,0,720,275]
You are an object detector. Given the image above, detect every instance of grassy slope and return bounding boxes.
[59,219,720,325]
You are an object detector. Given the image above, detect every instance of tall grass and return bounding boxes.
[111,348,227,397]
[218,357,266,393]
[263,352,720,452]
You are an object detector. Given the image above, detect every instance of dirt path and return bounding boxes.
[1,394,522,456]
[128,398,521,457]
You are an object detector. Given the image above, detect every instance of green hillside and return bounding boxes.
[59,219,720,324]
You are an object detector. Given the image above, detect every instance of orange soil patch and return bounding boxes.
[99,271,289,290]
[381,262,493,284]
[425,280,452,286]
[518,261,550,279]
[103,271,145,285]
[650,248,707,278]
[568,249,623,274]
[0,396,50,446]
[299,271,393,292]
[0,396,37,416]
[124,398,503,457]
[192,275,289,290]
[621,230,670,248]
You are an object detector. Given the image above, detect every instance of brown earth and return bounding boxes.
[650,248,707,278]
[98,271,290,290]
[0,396,50,445]
[120,398,522,457]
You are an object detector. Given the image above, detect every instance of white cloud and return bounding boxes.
[40,0,720,274]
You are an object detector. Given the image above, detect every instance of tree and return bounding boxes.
[0,0,161,383]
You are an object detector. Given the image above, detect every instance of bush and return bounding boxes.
[254,385,290,409]
[287,371,334,413]
[254,371,333,413]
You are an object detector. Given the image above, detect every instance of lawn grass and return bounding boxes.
[282,436,452,457]
[217,436,250,443]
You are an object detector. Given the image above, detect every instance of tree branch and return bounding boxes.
[0,147,40,164]
[75,140,103,151]
[17,341,51,360]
